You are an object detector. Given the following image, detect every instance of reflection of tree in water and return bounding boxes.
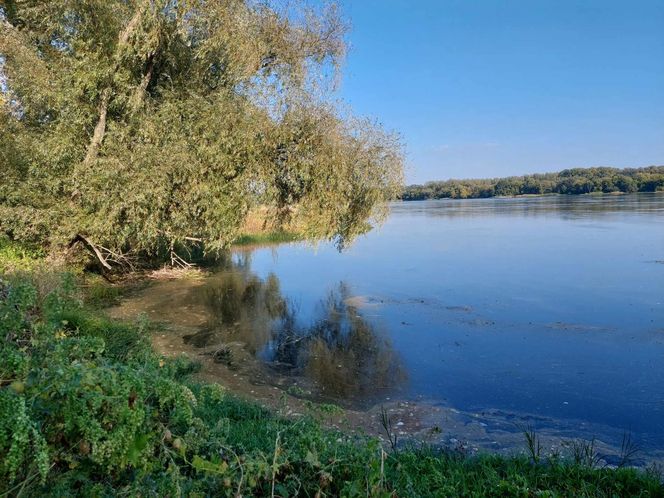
[187,258,406,400]
[272,284,407,399]
[187,263,286,355]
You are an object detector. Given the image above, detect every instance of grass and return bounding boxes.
[0,237,45,273]
[0,271,662,497]
[234,207,303,247]
[80,274,126,307]
[233,231,301,246]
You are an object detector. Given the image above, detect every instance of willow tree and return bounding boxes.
[0,0,403,266]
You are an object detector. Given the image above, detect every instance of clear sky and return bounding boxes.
[337,0,664,184]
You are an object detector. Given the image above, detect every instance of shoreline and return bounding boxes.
[2,268,662,495]
[105,277,664,470]
[399,190,664,202]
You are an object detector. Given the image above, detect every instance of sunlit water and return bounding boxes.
[119,193,664,452]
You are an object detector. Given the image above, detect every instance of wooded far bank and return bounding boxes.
[402,166,664,200]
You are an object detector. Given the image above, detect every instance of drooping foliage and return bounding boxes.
[0,0,403,262]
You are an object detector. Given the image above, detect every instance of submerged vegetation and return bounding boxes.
[402,166,664,200]
[1,272,662,497]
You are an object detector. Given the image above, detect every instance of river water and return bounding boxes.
[112,193,664,458]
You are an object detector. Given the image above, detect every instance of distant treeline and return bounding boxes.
[402,166,664,200]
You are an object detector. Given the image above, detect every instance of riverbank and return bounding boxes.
[4,195,663,464]
[1,270,662,496]
[402,166,664,200]
[2,234,664,495]
[106,267,664,471]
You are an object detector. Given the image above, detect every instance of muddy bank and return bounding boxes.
[105,276,664,468]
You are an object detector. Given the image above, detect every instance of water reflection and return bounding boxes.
[112,194,664,454]
[390,193,664,220]
[183,256,407,402]
[271,284,407,399]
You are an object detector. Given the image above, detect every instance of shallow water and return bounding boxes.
[115,193,664,454]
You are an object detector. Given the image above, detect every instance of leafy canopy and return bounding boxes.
[0,0,403,260]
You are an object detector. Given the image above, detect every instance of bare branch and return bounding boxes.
[69,234,112,270]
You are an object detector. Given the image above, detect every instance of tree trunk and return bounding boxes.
[82,5,145,166]
[82,87,110,167]
[128,54,155,113]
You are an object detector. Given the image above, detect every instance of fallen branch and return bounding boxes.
[96,244,137,271]
[170,250,194,269]
[69,234,112,270]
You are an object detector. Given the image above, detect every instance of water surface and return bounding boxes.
[117,194,664,454]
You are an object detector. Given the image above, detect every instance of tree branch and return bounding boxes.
[128,53,155,113]
[82,87,111,167]
[69,234,112,270]
[82,4,146,166]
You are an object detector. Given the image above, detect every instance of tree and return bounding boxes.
[0,0,403,264]
[520,176,542,195]
[401,166,664,200]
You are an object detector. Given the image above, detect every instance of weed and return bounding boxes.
[618,431,641,468]
[565,437,601,469]
[380,405,399,452]
[286,384,308,397]
[521,424,542,464]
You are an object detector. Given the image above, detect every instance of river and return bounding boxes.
[109,193,664,463]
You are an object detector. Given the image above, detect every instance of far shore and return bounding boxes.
[400,190,663,202]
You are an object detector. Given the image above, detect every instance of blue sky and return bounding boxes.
[337,0,664,183]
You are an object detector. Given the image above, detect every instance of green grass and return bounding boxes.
[0,272,662,497]
[81,274,129,307]
[0,237,45,272]
[233,231,301,246]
